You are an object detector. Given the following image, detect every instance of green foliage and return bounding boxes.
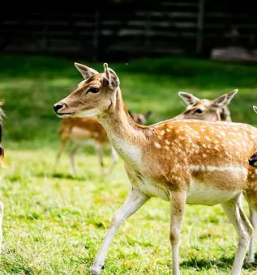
[0,55,257,274]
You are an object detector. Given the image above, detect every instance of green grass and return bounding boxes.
[1,54,257,274]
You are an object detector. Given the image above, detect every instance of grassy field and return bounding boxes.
[1,54,257,274]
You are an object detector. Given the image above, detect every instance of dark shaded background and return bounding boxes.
[1,0,257,62]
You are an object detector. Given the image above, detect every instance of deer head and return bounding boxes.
[53,63,120,118]
[174,89,238,121]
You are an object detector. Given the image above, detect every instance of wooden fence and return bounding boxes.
[0,1,256,61]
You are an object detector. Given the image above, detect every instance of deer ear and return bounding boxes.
[253,106,257,114]
[74,62,98,80]
[102,63,120,90]
[212,89,238,107]
[178,92,199,106]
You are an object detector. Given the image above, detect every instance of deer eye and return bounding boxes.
[194,108,203,114]
[86,87,99,94]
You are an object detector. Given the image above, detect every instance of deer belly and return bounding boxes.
[186,179,241,205]
[70,127,93,140]
[137,180,170,201]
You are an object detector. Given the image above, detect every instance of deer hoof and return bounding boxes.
[90,264,104,275]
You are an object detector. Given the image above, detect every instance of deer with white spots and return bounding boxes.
[176,89,257,263]
[53,62,257,275]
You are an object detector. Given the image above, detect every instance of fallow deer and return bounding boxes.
[177,90,257,263]
[52,106,151,177]
[53,62,257,275]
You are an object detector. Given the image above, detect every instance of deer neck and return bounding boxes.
[98,88,146,166]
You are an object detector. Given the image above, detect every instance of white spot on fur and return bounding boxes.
[189,165,247,174]
[154,142,161,148]
[160,130,165,135]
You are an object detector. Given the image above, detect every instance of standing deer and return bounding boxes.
[53,62,257,275]
[177,90,257,263]
[0,100,5,261]
[53,109,151,177]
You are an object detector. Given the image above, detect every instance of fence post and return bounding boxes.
[196,0,205,54]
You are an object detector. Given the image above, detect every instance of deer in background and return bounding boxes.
[176,89,257,263]
[175,89,236,122]
[53,62,257,275]
[0,100,5,261]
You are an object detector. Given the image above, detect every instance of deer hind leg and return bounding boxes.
[95,143,105,176]
[106,147,119,175]
[221,194,253,275]
[69,144,80,176]
[90,188,149,275]
[52,137,69,174]
[170,191,187,275]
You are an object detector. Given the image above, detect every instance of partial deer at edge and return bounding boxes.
[0,100,5,261]
[175,89,257,263]
[53,62,257,275]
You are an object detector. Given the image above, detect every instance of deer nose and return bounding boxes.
[53,103,64,113]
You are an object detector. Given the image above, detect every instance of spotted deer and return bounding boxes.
[53,111,151,176]
[0,100,5,260]
[53,62,257,275]
[176,90,257,263]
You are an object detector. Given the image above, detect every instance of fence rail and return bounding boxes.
[0,1,256,61]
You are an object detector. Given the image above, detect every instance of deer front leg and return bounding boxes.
[170,190,187,275]
[247,207,257,262]
[221,194,253,275]
[90,188,149,275]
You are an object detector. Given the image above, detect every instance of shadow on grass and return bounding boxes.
[35,172,87,181]
[181,255,257,272]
